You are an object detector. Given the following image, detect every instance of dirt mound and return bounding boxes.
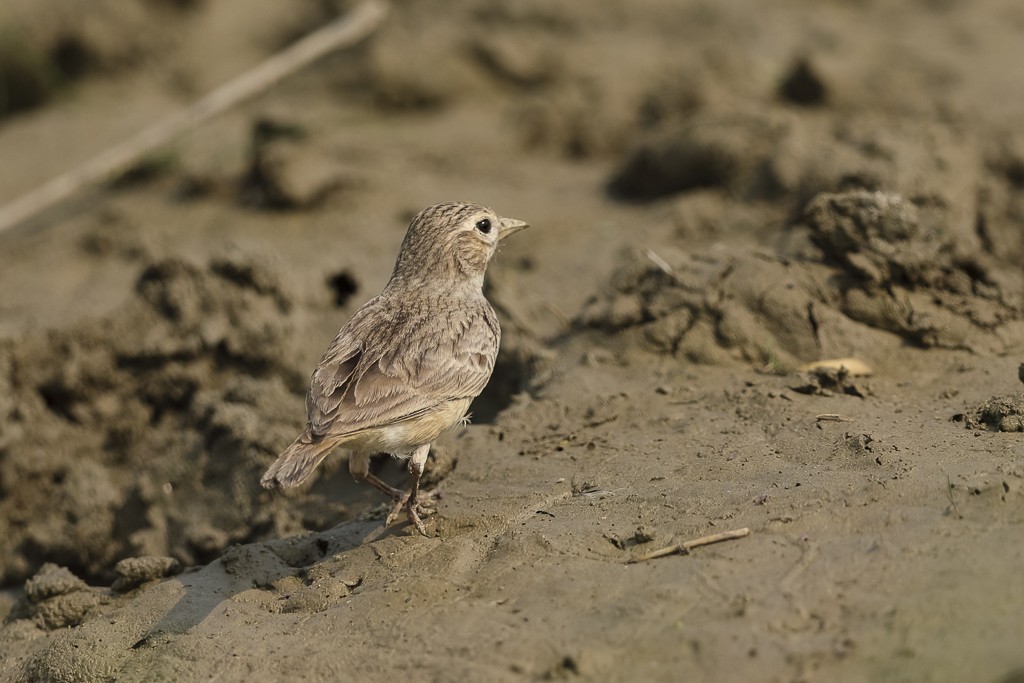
[592,102,1024,365]
[0,251,332,586]
[13,563,107,631]
[956,393,1024,432]
[804,190,1024,351]
[576,245,860,370]
[578,187,1024,367]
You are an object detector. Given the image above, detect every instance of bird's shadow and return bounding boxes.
[129,517,406,648]
[127,447,451,649]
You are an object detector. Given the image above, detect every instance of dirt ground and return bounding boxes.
[1,0,1023,681]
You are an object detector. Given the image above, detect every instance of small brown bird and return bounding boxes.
[261,201,528,535]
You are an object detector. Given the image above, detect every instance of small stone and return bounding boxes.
[634,525,656,544]
[604,533,626,550]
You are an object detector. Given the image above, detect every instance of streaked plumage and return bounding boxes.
[261,201,528,535]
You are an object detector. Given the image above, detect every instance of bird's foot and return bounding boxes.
[384,490,438,536]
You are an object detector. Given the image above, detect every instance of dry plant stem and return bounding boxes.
[946,474,963,519]
[816,414,853,422]
[628,527,750,564]
[0,0,389,236]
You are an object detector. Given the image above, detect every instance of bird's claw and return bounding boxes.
[384,491,437,536]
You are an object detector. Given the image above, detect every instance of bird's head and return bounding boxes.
[391,201,529,285]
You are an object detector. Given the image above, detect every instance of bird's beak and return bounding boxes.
[498,217,529,241]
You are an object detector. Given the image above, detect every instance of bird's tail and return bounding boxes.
[260,434,340,489]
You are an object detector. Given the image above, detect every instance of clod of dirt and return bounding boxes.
[19,564,104,629]
[778,56,828,106]
[799,358,873,377]
[241,119,357,209]
[633,526,656,544]
[33,591,105,630]
[799,190,1024,351]
[805,191,940,286]
[1019,363,1024,386]
[112,556,182,592]
[604,533,626,550]
[24,564,87,603]
[791,366,867,398]
[977,394,1024,432]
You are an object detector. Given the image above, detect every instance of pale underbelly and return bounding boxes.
[340,397,472,456]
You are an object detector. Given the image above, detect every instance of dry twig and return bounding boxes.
[627,527,750,563]
[945,474,963,519]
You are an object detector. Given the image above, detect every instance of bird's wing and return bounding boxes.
[305,301,376,435]
[306,301,499,438]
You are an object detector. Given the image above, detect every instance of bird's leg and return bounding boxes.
[363,472,407,501]
[404,443,432,536]
[382,444,435,535]
[349,451,405,500]
[353,449,434,535]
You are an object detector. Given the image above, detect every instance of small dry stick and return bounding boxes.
[627,527,750,564]
[0,0,389,236]
[645,249,675,274]
[945,474,962,519]
[816,414,853,423]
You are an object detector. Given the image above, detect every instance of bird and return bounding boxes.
[260,201,529,536]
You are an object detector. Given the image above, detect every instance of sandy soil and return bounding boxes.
[1,1,1023,681]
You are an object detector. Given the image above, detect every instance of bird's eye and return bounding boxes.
[475,218,492,234]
